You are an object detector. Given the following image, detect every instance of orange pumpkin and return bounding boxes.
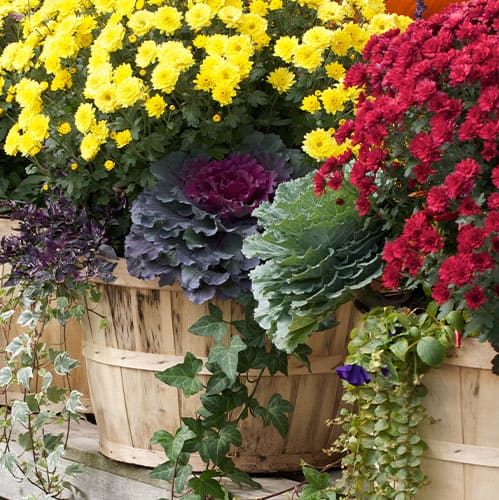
[385,0,469,19]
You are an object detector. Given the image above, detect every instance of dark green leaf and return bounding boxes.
[155,352,203,396]
[260,394,293,437]
[208,336,247,383]
[189,470,227,499]
[47,386,66,403]
[302,466,330,490]
[390,338,409,361]
[188,315,228,343]
[206,422,242,465]
[150,461,175,481]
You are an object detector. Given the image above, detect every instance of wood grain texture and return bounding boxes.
[417,339,499,499]
[82,258,362,471]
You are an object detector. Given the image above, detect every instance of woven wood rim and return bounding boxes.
[84,344,344,377]
[424,438,499,468]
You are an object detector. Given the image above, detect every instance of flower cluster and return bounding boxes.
[315,0,499,342]
[0,0,411,237]
[125,132,293,303]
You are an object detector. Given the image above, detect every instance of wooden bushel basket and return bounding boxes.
[0,219,91,411]
[417,339,499,499]
[82,259,362,471]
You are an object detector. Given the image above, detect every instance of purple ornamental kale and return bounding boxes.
[336,364,372,386]
[182,154,276,220]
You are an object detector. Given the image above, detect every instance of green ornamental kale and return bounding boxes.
[243,172,386,353]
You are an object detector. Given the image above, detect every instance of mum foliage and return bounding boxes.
[243,172,384,353]
[126,133,293,303]
[315,0,499,344]
[0,0,410,239]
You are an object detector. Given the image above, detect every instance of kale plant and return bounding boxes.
[125,132,300,304]
[243,173,386,353]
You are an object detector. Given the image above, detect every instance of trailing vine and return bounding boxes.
[325,304,456,499]
[151,292,309,500]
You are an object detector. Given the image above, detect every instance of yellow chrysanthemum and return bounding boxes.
[28,113,50,142]
[135,40,158,68]
[266,67,295,94]
[0,42,33,72]
[80,133,101,161]
[115,76,144,107]
[325,61,346,81]
[70,162,79,170]
[211,82,237,106]
[15,78,44,110]
[74,103,97,134]
[293,44,323,72]
[302,128,337,161]
[4,125,21,156]
[50,69,73,91]
[156,5,183,35]
[144,94,167,118]
[302,27,333,50]
[113,63,133,83]
[342,23,370,52]
[104,159,116,171]
[273,36,299,63]
[225,35,254,59]
[157,41,194,72]
[92,82,118,112]
[249,0,268,16]
[114,130,133,148]
[316,0,343,22]
[237,13,267,39]
[127,9,155,37]
[329,29,351,57]
[185,3,213,31]
[151,63,179,93]
[217,6,242,28]
[204,34,229,56]
[320,87,346,115]
[90,120,109,142]
[300,95,321,113]
[57,122,72,135]
[94,21,125,52]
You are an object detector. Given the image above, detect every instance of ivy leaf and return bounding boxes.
[0,452,16,474]
[188,315,228,344]
[0,366,13,386]
[207,336,247,383]
[151,426,196,460]
[155,352,203,396]
[302,466,330,490]
[225,469,261,488]
[150,461,175,482]
[17,431,33,451]
[47,386,67,403]
[258,394,293,437]
[17,366,33,390]
[206,422,242,465]
[66,390,85,414]
[11,400,30,423]
[189,471,226,499]
[205,371,232,395]
[416,337,446,367]
[43,433,64,453]
[53,351,80,375]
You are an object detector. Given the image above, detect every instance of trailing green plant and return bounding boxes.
[0,197,115,499]
[151,293,305,500]
[243,172,385,353]
[324,304,455,499]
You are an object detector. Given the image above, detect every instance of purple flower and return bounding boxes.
[336,364,371,386]
[182,154,276,220]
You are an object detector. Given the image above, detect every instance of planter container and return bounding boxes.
[82,258,362,471]
[0,219,91,411]
[418,339,499,499]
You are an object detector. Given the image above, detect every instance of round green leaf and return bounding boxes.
[416,337,446,367]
